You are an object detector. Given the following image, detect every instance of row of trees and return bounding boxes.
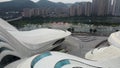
[10,16,120,28]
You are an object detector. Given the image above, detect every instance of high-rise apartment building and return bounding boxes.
[76,2,85,16]
[92,0,110,16]
[92,0,99,16]
[69,5,77,16]
[22,8,34,17]
[69,2,92,16]
[33,8,41,16]
[84,2,92,16]
[76,4,83,16]
[107,0,112,15]
[112,0,120,16]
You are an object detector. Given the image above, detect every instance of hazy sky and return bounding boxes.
[0,0,92,3]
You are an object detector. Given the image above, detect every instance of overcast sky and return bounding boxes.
[0,0,92,3]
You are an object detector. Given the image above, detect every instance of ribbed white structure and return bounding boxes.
[108,31,120,48]
[5,31,120,68]
[5,52,102,68]
[85,31,120,61]
[0,18,71,62]
[5,51,120,68]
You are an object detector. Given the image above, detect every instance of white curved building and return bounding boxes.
[0,18,71,66]
[5,51,120,68]
[85,31,120,61]
[4,31,120,68]
[5,52,102,68]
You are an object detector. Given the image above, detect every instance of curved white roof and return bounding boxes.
[0,18,71,59]
[85,31,120,61]
[5,51,120,68]
[85,45,120,61]
[0,18,17,31]
[5,52,102,68]
[108,31,120,48]
[9,29,71,45]
[8,29,71,49]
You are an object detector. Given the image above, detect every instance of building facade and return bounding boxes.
[92,0,110,16]
[107,0,112,15]
[69,2,92,17]
[22,8,34,17]
[84,2,92,16]
[69,5,77,16]
[112,0,120,16]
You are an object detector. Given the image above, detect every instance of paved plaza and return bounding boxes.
[60,35,108,58]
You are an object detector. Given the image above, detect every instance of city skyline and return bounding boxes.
[1,0,120,18]
[0,0,92,3]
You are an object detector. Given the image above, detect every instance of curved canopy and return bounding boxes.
[108,31,120,48]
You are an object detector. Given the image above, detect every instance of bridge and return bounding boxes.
[6,16,22,22]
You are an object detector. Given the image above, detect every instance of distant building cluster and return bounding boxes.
[69,2,92,16]
[92,0,120,16]
[22,8,69,17]
[22,0,120,17]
